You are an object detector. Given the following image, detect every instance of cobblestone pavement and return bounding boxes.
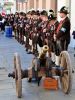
[0,33,75,100]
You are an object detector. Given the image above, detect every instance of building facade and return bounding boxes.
[16,0,57,13]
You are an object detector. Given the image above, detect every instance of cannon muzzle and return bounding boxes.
[38,45,49,59]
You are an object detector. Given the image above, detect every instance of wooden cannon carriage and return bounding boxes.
[8,45,72,98]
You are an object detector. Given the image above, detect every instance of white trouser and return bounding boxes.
[55,55,60,66]
[37,44,42,54]
[51,52,55,62]
[29,39,32,46]
[24,36,26,42]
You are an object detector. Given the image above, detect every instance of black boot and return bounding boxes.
[27,78,32,82]
[37,77,42,86]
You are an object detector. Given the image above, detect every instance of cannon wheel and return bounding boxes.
[59,51,72,94]
[14,53,22,98]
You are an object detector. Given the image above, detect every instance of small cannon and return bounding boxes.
[8,45,72,98]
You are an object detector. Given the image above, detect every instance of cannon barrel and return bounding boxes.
[38,45,49,59]
[8,45,49,78]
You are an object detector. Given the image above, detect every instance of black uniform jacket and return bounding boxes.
[56,17,71,44]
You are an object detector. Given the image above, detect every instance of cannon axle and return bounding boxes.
[8,69,29,79]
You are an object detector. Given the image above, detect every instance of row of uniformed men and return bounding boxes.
[7,6,70,66]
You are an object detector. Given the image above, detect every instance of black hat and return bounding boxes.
[27,11,31,15]
[23,13,26,16]
[59,6,69,14]
[48,14,57,20]
[36,10,40,16]
[15,12,19,15]
[41,10,48,16]
[31,10,36,15]
[49,9,54,14]
[20,12,24,16]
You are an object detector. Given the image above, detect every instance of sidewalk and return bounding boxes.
[0,34,75,100]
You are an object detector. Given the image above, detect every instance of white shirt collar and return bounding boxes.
[61,16,67,21]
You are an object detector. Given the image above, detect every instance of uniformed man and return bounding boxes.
[47,12,59,62]
[13,12,19,40]
[18,12,25,44]
[56,6,70,50]
[37,10,48,54]
[54,6,71,65]
[25,17,31,52]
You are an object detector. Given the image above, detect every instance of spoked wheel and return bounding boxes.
[14,53,22,98]
[59,51,72,94]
